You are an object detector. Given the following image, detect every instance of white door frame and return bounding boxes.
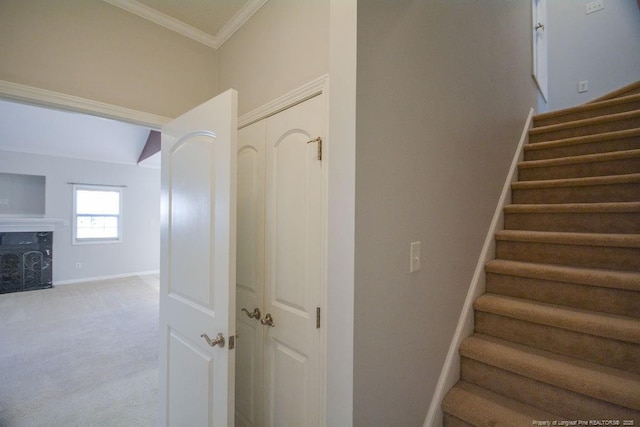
[239,74,329,427]
[532,0,549,101]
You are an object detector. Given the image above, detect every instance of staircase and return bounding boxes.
[441,82,640,426]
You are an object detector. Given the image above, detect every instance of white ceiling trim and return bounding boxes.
[0,79,171,128]
[101,0,268,49]
[215,0,269,48]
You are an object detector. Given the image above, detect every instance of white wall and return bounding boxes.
[546,0,640,111]
[354,1,537,425]
[0,151,160,283]
[216,0,329,116]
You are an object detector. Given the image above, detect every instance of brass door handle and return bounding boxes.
[201,333,225,348]
[260,313,275,327]
[241,307,261,320]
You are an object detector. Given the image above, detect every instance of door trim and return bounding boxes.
[0,79,170,128]
[238,75,329,129]
[238,75,329,426]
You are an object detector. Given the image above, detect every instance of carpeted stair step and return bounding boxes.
[474,294,640,373]
[485,260,640,318]
[518,148,640,181]
[503,202,640,234]
[529,110,640,144]
[524,128,640,161]
[534,93,640,127]
[494,230,640,272]
[459,334,640,419]
[442,381,562,427]
[511,173,640,204]
[460,356,640,422]
[590,80,640,103]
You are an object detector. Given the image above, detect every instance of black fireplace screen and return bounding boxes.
[0,232,52,294]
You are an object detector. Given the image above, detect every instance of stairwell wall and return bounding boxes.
[546,0,640,111]
[354,1,538,425]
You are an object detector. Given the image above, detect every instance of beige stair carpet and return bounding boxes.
[442,80,640,426]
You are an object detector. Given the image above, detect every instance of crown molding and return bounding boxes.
[0,80,171,129]
[216,0,268,48]
[101,0,268,49]
[239,75,329,128]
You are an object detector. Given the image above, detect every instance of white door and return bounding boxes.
[263,94,324,426]
[235,120,266,427]
[159,89,238,427]
[533,0,548,101]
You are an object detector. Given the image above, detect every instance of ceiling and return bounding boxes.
[0,1,269,168]
[0,99,158,167]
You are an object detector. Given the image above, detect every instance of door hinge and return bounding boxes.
[307,137,323,161]
[316,307,321,329]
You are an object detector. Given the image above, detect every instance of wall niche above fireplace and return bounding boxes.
[0,172,46,217]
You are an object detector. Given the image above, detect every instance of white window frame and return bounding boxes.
[72,184,123,245]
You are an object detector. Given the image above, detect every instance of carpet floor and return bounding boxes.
[0,275,159,427]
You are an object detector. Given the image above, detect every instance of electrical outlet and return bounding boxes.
[586,0,604,14]
[578,80,589,93]
[75,262,82,270]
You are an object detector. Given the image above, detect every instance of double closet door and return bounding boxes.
[235,94,324,427]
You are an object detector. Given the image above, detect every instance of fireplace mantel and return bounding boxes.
[0,217,64,233]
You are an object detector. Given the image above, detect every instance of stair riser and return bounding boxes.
[518,157,640,181]
[443,414,474,427]
[475,312,640,374]
[524,136,640,161]
[534,100,640,127]
[460,358,640,420]
[512,183,640,204]
[504,211,640,234]
[495,240,640,272]
[485,272,640,318]
[530,117,640,143]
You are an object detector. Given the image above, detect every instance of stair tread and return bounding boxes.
[442,381,561,426]
[495,230,640,247]
[475,294,640,344]
[512,172,640,189]
[525,128,640,151]
[460,334,640,410]
[534,93,640,123]
[518,148,640,169]
[530,110,640,135]
[485,259,640,291]
[589,80,640,103]
[504,201,640,213]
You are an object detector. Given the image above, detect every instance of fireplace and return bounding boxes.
[0,231,52,294]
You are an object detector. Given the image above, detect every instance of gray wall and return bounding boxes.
[0,0,218,118]
[0,151,160,283]
[546,0,640,111]
[216,0,329,116]
[354,1,537,425]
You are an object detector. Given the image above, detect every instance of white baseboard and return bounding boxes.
[422,108,535,427]
[54,270,160,286]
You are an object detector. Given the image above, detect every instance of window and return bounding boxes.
[72,185,123,244]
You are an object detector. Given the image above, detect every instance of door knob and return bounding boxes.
[201,332,225,347]
[241,307,261,320]
[260,313,275,327]
[535,22,545,31]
